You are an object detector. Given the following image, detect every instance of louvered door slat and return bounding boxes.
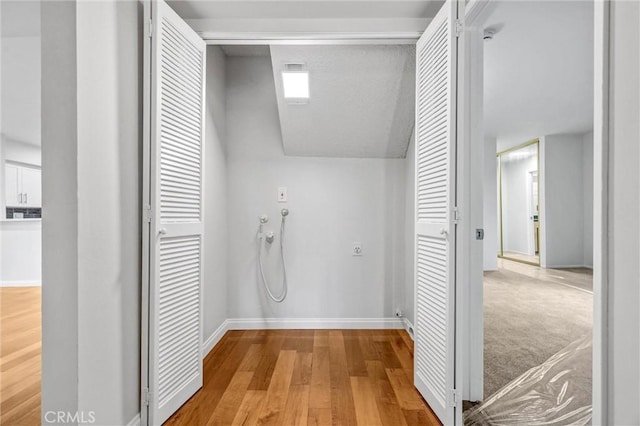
[413,1,458,425]
[149,1,206,424]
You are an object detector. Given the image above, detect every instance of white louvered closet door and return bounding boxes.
[414,0,458,424]
[149,1,206,424]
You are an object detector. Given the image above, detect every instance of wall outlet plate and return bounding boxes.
[278,187,287,202]
[352,242,362,256]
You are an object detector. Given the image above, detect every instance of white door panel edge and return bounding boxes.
[413,0,459,424]
[146,1,206,424]
[458,0,491,404]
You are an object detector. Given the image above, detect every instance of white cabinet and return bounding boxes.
[5,164,20,207]
[20,167,41,207]
[4,163,41,208]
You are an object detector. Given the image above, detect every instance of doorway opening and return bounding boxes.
[497,139,540,266]
[464,1,595,423]
[0,1,44,424]
[142,2,442,424]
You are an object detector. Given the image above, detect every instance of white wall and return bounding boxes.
[483,138,498,270]
[75,1,141,423]
[203,45,229,341]
[501,153,537,256]
[1,34,41,147]
[225,56,407,322]
[1,140,41,166]
[42,1,142,424]
[583,131,594,268]
[404,131,415,326]
[541,134,587,268]
[41,1,79,420]
[606,2,640,423]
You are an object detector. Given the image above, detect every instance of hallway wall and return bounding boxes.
[541,133,589,268]
[582,131,594,268]
[76,1,141,423]
[606,1,640,422]
[403,132,415,326]
[41,1,142,424]
[225,56,407,322]
[203,46,229,342]
[41,1,80,420]
[483,138,498,271]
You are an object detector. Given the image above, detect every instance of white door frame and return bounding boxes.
[592,1,610,423]
[139,1,612,424]
[141,1,152,425]
[459,0,610,422]
[456,0,492,403]
[138,8,431,426]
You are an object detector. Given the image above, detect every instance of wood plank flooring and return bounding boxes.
[1,286,41,425]
[166,330,440,426]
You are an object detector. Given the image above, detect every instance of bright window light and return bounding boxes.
[282,71,309,99]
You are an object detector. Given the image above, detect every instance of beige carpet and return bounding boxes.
[483,261,593,399]
[467,335,592,424]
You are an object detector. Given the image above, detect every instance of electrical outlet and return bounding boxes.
[352,242,362,256]
[277,187,287,202]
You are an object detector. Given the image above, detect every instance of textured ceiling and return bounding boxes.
[221,45,271,57]
[484,1,593,148]
[270,45,415,158]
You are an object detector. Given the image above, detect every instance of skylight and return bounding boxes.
[282,71,309,99]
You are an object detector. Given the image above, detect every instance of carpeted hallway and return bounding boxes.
[483,259,593,399]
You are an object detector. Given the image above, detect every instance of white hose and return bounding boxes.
[257,217,288,303]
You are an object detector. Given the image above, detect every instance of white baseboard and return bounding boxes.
[547,264,593,269]
[226,317,404,330]
[202,319,230,357]
[0,280,41,287]
[126,413,140,426]
[402,318,415,340]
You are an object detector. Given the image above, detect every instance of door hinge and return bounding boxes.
[451,388,458,407]
[455,19,464,37]
[144,205,152,223]
[452,207,460,224]
[143,388,151,406]
[147,19,153,38]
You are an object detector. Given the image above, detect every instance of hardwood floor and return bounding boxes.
[166,329,440,426]
[1,286,41,425]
